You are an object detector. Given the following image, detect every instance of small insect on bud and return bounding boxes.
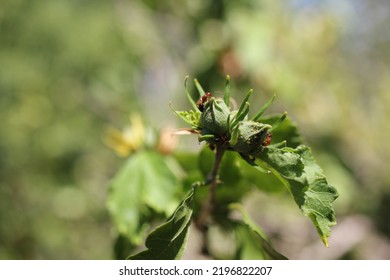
[199,97,231,135]
[229,121,272,154]
[196,92,213,112]
[262,132,272,146]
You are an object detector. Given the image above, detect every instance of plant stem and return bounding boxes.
[195,144,226,255]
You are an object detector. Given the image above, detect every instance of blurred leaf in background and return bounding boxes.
[1,0,390,259]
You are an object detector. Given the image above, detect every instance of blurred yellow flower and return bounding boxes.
[104,114,145,157]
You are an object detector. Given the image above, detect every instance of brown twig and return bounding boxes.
[195,144,226,255]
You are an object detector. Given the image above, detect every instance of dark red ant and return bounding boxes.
[262,132,272,146]
[196,92,213,112]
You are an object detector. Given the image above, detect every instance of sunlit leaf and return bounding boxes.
[107,151,180,244]
[255,145,338,246]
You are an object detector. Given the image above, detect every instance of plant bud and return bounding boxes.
[199,97,230,135]
[230,121,271,154]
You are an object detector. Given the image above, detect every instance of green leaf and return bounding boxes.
[231,204,288,260]
[114,234,138,260]
[170,107,201,129]
[128,188,195,260]
[107,151,180,244]
[255,145,338,246]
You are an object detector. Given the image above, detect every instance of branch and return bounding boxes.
[195,144,226,255]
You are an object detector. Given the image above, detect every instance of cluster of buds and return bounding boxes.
[172,76,286,157]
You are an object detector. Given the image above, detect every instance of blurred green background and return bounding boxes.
[1,0,389,259]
